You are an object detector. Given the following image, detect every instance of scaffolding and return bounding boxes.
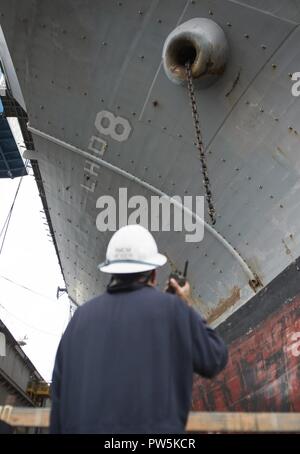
[26,381,50,406]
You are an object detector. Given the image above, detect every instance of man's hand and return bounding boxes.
[168,279,194,306]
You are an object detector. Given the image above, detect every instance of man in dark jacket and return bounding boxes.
[50,225,227,434]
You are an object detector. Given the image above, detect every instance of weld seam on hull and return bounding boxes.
[27,124,257,284]
[205,23,298,151]
[226,0,298,24]
[138,0,190,121]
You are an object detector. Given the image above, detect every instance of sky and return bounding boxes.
[0,118,71,382]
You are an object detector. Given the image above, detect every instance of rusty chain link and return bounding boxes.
[185,62,216,225]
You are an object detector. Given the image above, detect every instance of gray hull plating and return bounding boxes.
[1,0,300,326]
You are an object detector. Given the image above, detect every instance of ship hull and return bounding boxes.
[0,0,300,413]
[193,258,300,411]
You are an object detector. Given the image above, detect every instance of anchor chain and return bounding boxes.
[185,62,216,225]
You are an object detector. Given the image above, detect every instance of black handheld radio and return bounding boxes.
[166,260,189,293]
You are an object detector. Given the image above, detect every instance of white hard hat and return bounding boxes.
[98,225,167,274]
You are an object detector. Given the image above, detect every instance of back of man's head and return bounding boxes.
[107,270,155,292]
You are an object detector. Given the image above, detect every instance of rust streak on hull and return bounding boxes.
[207,286,241,324]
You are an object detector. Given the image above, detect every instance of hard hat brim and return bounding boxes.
[98,253,167,274]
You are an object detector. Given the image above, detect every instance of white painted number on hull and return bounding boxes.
[95,110,132,142]
[83,110,132,194]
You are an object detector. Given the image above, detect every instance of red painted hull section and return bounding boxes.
[192,297,300,411]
